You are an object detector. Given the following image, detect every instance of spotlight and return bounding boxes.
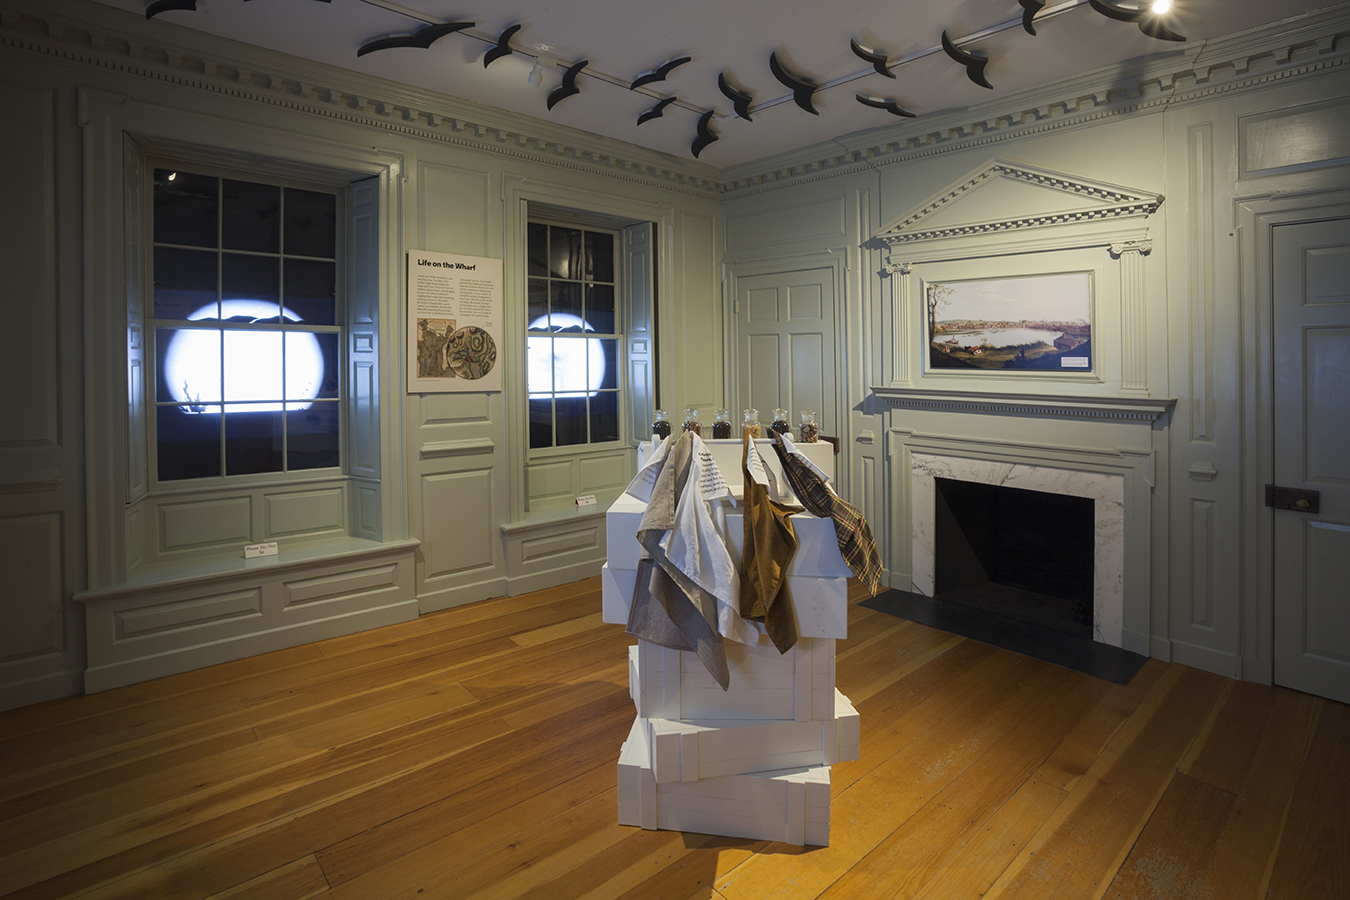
[527,58,544,88]
[1151,0,1171,12]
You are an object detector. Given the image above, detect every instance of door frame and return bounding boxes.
[1236,188,1350,685]
[723,249,851,495]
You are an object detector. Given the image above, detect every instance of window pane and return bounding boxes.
[284,188,336,259]
[527,222,548,278]
[585,231,614,283]
[222,254,280,320]
[222,179,280,253]
[598,339,619,390]
[225,409,283,475]
[550,282,583,325]
[154,247,217,320]
[555,396,588,446]
[223,330,283,408]
[527,278,549,331]
[157,327,221,405]
[554,337,590,394]
[529,395,553,449]
[550,226,582,279]
[527,336,553,393]
[586,284,615,334]
[305,332,340,399]
[590,390,619,443]
[154,169,217,248]
[157,405,220,481]
[284,259,336,325]
[287,402,340,470]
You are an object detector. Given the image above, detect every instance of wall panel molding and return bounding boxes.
[1188,123,1216,440]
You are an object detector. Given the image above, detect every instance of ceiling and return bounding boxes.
[92,0,1335,169]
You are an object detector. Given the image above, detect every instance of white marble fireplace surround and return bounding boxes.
[910,453,1124,646]
[878,388,1175,658]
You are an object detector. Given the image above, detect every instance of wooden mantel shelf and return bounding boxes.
[871,387,1176,422]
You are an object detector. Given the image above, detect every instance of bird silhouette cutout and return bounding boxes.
[146,0,196,17]
[718,72,754,121]
[856,94,916,117]
[547,60,588,110]
[850,39,894,78]
[483,24,521,68]
[1019,0,1045,35]
[1089,0,1186,41]
[769,51,819,115]
[691,110,718,158]
[941,31,993,89]
[630,57,691,91]
[637,97,677,126]
[357,22,474,57]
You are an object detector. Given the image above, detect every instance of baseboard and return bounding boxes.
[1240,654,1273,685]
[1168,640,1240,679]
[0,667,84,713]
[417,576,510,614]
[83,596,418,693]
[505,559,604,597]
[1148,634,1172,662]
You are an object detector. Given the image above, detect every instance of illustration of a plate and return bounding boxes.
[446,326,497,380]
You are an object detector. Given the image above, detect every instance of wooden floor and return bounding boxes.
[1,578,1347,900]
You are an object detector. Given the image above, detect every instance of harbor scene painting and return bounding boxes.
[927,272,1092,372]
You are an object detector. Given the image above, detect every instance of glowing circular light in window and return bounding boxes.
[527,313,604,398]
[163,300,325,414]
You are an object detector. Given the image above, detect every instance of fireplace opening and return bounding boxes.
[934,477,1094,638]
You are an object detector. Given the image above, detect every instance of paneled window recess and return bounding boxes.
[74,536,420,603]
[499,498,610,534]
[872,387,1175,422]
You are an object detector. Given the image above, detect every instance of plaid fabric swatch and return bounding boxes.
[771,436,884,596]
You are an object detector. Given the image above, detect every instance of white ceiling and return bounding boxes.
[92,0,1335,168]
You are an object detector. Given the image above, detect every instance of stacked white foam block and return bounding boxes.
[607,442,858,846]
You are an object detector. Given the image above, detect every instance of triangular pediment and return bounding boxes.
[875,159,1162,245]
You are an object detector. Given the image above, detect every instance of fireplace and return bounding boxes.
[933,477,1095,638]
[911,452,1126,647]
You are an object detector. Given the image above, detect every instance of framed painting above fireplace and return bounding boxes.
[925,271,1093,374]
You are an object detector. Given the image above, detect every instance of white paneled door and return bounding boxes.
[1272,217,1350,704]
[737,270,837,448]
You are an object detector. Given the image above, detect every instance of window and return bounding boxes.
[149,167,342,482]
[526,221,621,450]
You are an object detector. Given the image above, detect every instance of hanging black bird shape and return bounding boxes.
[769,52,819,115]
[483,24,522,68]
[850,39,894,78]
[941,31,994,89]
[547,60,588,110]
[1018,0,1045,35]
[146,0,196,16]
[630,57,691,91]
[358,21,474,57]
[691,110,719,158]
[718,72,754,121]
[856,95,916,117]
[1088,0,1186,42]
[637,97,678,126]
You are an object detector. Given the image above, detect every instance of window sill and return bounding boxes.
[500,488,626,535]
[75,536,421,604]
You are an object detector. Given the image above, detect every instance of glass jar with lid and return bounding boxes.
[742,408,762,439]
[681,407,702,436]
[798,409,819,443]
[711,408,732,439]
[770,408,790,436]
[651,409,671,440]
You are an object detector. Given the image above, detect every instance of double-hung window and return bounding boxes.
[526,221,622,450]
[149,167,343,483]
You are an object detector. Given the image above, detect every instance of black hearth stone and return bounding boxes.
[861,589,1149,686]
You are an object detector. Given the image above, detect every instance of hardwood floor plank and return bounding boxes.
[1180,679,1275,794]
[715,657,1064,900]
[611,835,766,900]
[818,669,1110,900]
[1102,772,1235,900]
[982,665,1228,900]
[1197,687,1319,900]
[1265,699,1350,900]
[202,855,330,900]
